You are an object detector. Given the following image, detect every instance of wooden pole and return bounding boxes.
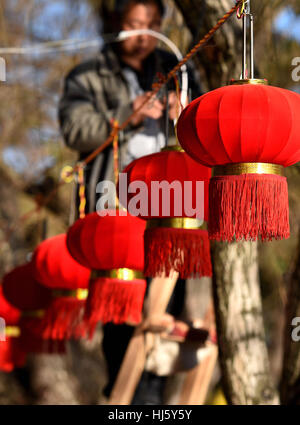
[108,272,179,405]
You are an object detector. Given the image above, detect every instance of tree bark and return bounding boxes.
[173,0,279,405]
[212,241,279,404]
[26,354,81,405]
[173,0,243,90]
[280,233,300,405]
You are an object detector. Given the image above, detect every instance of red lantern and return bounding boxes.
[177,81,300,241]
[119,148,212,278]
[67,210,147,333]
[31,234,90,340]
[0,286,26,372]
[2,263,65,354]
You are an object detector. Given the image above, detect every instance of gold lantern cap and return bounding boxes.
[229,78,268,86]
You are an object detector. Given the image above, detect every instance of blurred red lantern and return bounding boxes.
[2,263,65,354]
[119,148,212,278]
[0,286,26,372]
[177,81,300,241]
[31,234,90,340]
[67,210,146,333]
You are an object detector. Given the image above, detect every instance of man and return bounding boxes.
[59,0,201,212]
[59,0,202,404]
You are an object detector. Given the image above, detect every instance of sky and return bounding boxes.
[274,7,300,41]
[1,1,100,181]
[29,0,98,41]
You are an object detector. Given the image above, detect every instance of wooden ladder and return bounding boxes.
[108,273,218,405]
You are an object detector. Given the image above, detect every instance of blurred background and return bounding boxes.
[0,0,299,404]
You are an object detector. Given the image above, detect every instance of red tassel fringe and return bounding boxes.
[36,298,87,340]
[0,337,27,372]
[84,278,146,336]
[144,227,212,279]
[19,318,66,354]
[209,174,290,242]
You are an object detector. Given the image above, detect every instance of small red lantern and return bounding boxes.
[0,286,26,372]
[177,81,300,241]
[67,210,147,333]
[119,148,212,278]
[31,234,90,340]
[2,263,65,354]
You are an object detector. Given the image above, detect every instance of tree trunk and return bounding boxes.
[173,0,279,405]
[26,354,81,405]
[280,233,300,405]
[212,241,279,404]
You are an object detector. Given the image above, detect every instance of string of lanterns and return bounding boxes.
[1,0,300,373]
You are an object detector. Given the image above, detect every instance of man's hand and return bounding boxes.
[130,91,182,126]
[131,92,164,126]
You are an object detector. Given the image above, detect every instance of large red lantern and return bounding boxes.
[119,148,212,278]
[0,286,26,372]
[177,81,300,241]
[67,211,147,333]
[2,263,65,354]
[31,234,90,340]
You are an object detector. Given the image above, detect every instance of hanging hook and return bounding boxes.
[249,11,254,79]
[236,0,248,19]
[238,0,255,80]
